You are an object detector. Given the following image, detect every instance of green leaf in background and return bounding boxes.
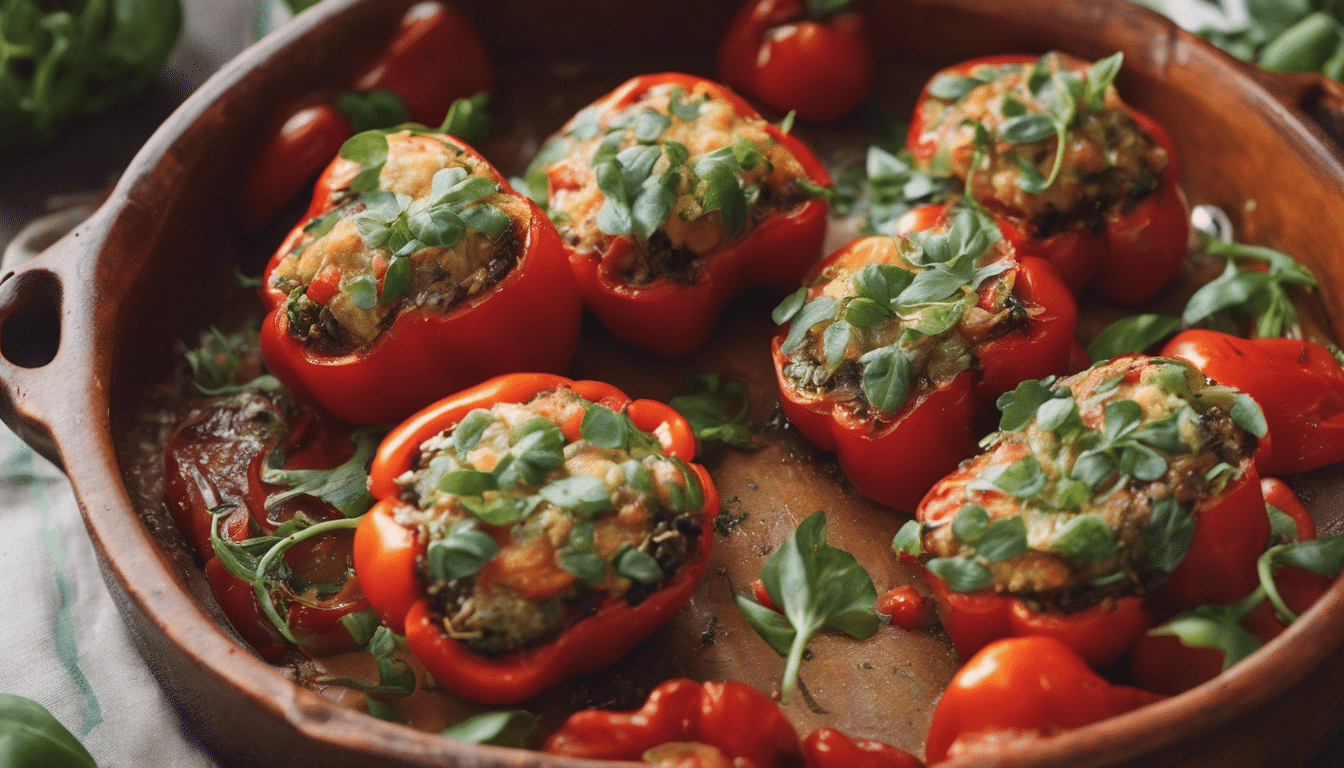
[1,0,183,154]
[0,693,97,768]
[440,710,538,748]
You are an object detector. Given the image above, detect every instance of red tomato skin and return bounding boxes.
[350,1,493,127]
[717,0,875,122]
[925,636,1162,764]
[1162,329,1344,475]
[240,103,353,231]
[544,678,803,768]
[875,585,932,631]
[802,728,925,768]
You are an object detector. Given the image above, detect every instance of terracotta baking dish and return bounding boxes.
[4,0,1344,765]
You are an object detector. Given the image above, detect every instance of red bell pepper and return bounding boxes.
[258,130,582,426]
[239,1,494,229]
[906,53,1189,305]
[353,373,718,704]
[803,728,925,768]
[164,391,370,660]
[715,0,875,123]
[1160,329,1344,475]
[925,636,1163,764]
[915,354,1265,664]
[541,72,832,358]
[923,571,1151,666]
[1131,477,1332,695]
[544,677,923,768]
[772,206,1077,511]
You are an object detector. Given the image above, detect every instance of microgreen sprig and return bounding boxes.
[734,511,879,704]
[668,372,762,453]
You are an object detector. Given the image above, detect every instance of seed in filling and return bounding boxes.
[268,130,531,354]
[917,355,1261,611]
[913,52,1167,238]
[776,208,1027,421]
[543,81,815,285]
[391,387,706,656]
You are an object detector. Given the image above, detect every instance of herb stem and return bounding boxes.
[253,516,363,645]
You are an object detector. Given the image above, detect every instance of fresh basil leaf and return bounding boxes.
[453,409,495,457]
[951,504,990,544]
[756,511,879,704]
[1231,392,1269,438]
[1267,503,1300,545]
[427,521,498,581]
[408,205,466,248]
[668,373,760,452]
[459,203,511,239]
[439,469,499,496]
[701,162,747,236]
[860,345,913,415]
[892,519,923,557]
[339,130,389,167]
[440,710,537,748]
[580,404,628,450]
[1272,533,1344,578]
[772,287,808,326]
[1120,443,1169,481]
[1102,399,1144,445]
[614,545,664,583]
[1148,604,1262,670]
[927,74,985,101]
[634,110,671,143]
[845,297,893,327]
[1146,496,1195,575]
[1087,314,1183,363]
[976,517,1029,562]
[1050,514,1119,561]
[735,592,796,656]
[780,296,839,354]
[1036,395,1080,434]
[999,113,1057,144]
[1071,449,1117,491]
[1084,52,1124,111]
[926,556,993,592]
[822,321,852,366]
[987,454,1047,499]
[539,475,613,517]
[379,256,412,304]
[262,428,382,518]
[997,378,1058,432]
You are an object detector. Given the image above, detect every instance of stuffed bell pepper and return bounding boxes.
[771,204,1077,512]
[353,373,718,704]
[907,52,1188,305]
[912,355,1268,665]
[260,126,582,425]
[532,72,832,358]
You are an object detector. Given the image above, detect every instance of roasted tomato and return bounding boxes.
[533,72,831,358]
[164,386,371,660]
[240,1,494,229]
[715,0,875,123]
[259,127,582,425]
[1160,329,1344,475]
[353,373,718,704]
[907,52,1188,305]
[772,204,1077,512]
[544,677,923,768]
[916,355,1266,664]
[925,636,1162,764]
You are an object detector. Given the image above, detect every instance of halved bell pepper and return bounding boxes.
[1161,329,1344,475]
[538,72,832,358]
[259,129,582,426]
[353,373,718,704]
[914,355,1266,664]
[925,636,1162,764]
[772,204,1077,512]
[906,53,1189,305]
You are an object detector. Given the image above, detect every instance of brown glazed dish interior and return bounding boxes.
[4,0,1344,766]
